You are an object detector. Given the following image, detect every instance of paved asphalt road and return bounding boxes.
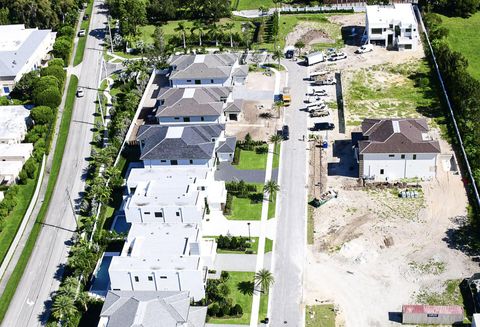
[1,2,106,326]
[269,59,309,326]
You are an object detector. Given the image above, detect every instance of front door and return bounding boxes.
[183,117,190,122]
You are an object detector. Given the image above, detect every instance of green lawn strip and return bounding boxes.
[307,205,314,245]
[0,179,36,266]
[258,293,269,323]
[272,142,281,169]
[204,236,260,254]
[0,75,79,322]
[440,12,480,80]
[228,196,263,220]
[267,191,276,219]
[73,0,94,66]
[305,304,336,327]
[235,149,268,170]
[237,0,274,10]
[209,271,255,325]
[264,238,273,253]
[112,51,142,60]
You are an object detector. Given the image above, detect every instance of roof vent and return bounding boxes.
[392,120,400,133]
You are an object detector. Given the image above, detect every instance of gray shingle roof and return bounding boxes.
[224,99,243,113]
[0,25,55,78]
[358,118,440,154]
[100,290,207,327]
[155,87,231,118]
[169,54,239,80]
[137,124,224,161]
[217,136,237,153]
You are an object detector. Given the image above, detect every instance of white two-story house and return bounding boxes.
[0,105,32,144]
[136,124,236,167]
[123,166,227,224]
[108,222,216,301]
[366,4,419,50]
[168,54,248,88]
[356,118,441,181]
[0,25,56,95]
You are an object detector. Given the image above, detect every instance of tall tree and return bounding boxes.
[224,22,235,48]
[174,22,187,49]
[254,269,275,293]
[208,23,223,47]
[191,21,206,46]
[51,294,78,324]
[119,0,147,36]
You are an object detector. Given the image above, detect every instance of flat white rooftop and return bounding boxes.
[0,143,33,158]
[127,166,210,188]
[0,105,30,141]
[366,4,417,26]
[110,255,201,271]
[125,223,201,258]
[0,161,23,174]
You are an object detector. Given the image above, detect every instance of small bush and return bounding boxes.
[208,303,220,316]
[232,146,241,165]
[230,304,243,316]
[255,146,268,154]
[18,169,28,184]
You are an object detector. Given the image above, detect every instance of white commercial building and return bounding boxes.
[0,24,56,95]
[108,222,216,301]
[0,143,33,164]
[357,118,440,181]
[0,105,32,144]
[0,161,24,185]
[169,54,248,88]
[366,4,420,50]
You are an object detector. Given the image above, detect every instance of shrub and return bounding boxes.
[10,71,39,101]
[219,304,231,317]
[208,303,220,317]
[31,106,55,125]
[57,26,75,38]
[35,86,62,108]
[52,36,73,63]
[34,76,61,96]
[24,159,37,179]
[224,193,233,215]
[230,304,243,316]
[255,146,268,154]
[232,146,241,165]
[49,58,66,67]
[41,65,66,85]
[220,271,230,281]
[17,169,28,184]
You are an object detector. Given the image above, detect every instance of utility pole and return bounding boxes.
[247,222,251,242]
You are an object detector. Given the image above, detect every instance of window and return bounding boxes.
[171,160,178,165]
[413,154,417,160]
[186,80,191,82]
[380,169,384,175]
[155,212,163,218]
[371,28,383,35]
[200,117,204,121]
[148,276,153,281]
[176,212,180,217]
[210,79,214,83]
[144,212,151,215]
[3,87,10,94]
[389,24,393,29]
[405,44,412,49]
[401,154,405,159]
[174,117,180,120]
[195,80,201,84]
[134,276,139,282]
[406,28,412,32]
[183,117,190,122]
[160,276,167,279]
[388,154,394,158]
[160,160,167,163]
[189,160,193,164]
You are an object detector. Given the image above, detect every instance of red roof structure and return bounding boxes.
[402,305,463,315]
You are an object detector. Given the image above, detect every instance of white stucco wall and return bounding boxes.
[158,115,221,125]
[218,152,233,162]
[143,158,214,168]
[361,153,437,181]
[171,77,230,88]
[123,204,205,224]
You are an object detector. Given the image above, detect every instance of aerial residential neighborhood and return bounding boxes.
[0,0,480,327]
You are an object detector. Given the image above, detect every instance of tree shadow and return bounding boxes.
[442,216,480,259]
[237,281,254,296]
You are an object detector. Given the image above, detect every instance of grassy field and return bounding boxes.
[345,60,443,127]
[305,304,336,327]
[0,75,79,322]
[236,0,275,10]
[235,149,268,170]
[258,293,269,323]
[0,178,37,267]
[138,18,244,45]
[228,196,263,220]
[267,191,277,219]
[307,205,314,245]
[73,0,93,66]
[440,13,480,80]
[272,142,281,169]
[264,238,273,253]
[209,271,255,325]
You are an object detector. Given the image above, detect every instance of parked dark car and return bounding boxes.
[282,125,290,140]
[312,122,335,131]
[285,49,294,59]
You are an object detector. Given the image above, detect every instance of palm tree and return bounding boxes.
[174,22,187,49]
[76,291,90,311]
[89,176,111,205]
[191,21,205,46]
[272,47,283,68]
[263,180,280,200]
[254,269,275,293]
[208,23,223,47]
[269,134,283,144]
[58,276,79,298]
[224,22,235,48]
[294,40,305,56]
[51,294,78,323]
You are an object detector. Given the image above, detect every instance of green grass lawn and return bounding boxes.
[272,142,281,169]
[73,0,93,66]
[209,271,255,325]
[235,149,268,170]
[258,293,269,323]
[440,13,480,80]
[0,178,37,267]
[307,205,314,245]
[205,236,260,254]
[236,0,274,10]
[305,304,336,327]
[267,191,276,219]
[264,238,273,253]
[345,60,444,127]
[228,196,263,220]
[0,75,78,322]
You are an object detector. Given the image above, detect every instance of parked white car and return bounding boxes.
[76,87,85,97]
[355,44,374,54]
[78,29,86,37]
[328,52,347,61]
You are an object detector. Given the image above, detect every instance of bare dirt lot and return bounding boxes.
[302,13,477,327]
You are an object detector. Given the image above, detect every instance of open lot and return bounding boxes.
[298,11,478,327]
[440,12,480,80]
